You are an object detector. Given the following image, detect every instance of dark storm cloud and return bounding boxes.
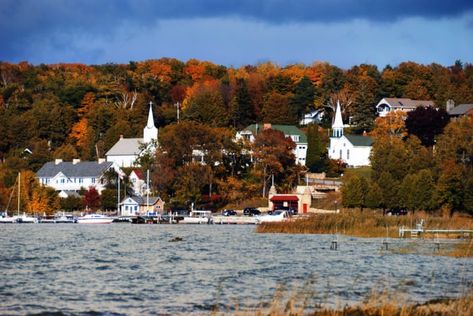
[1,0,472,62]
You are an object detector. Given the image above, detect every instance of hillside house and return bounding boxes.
[129,169,147,196]
[448,103,473,118]
[106,102,158,167]
[376,98,435,117]
[299,109,325,125]
[236,123,308,166]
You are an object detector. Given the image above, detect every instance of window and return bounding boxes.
[79,178,83,183]
[134,206,138,211]
[339,150,342,159]
[347,149,350,160]
[125,206,129,211]
[92,178,96,183]
[60,178,65,184]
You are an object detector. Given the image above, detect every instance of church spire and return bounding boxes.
[143,101,158,143]
[332,100,344,138]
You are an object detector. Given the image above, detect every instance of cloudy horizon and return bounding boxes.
[1,0,472,68]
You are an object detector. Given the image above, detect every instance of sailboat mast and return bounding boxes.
[17,172,20,216]
[146,170,150,213]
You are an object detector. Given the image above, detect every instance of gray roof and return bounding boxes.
[106,138,143,156]
[125,196,162,206]
[345,135,373,147]
[37,161,113,178]
[448,104,473,116]
[381,98,435,110]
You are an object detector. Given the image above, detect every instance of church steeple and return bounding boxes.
[143,101,158,144]
[332,100,344,138]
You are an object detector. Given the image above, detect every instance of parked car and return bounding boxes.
[274,206,298,215]
[222,209,237,216]
[243,207,261,216]
[386,208,408,216]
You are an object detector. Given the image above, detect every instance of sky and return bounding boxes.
[1,0,472,69]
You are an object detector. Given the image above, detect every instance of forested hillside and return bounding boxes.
[0,59,472,212]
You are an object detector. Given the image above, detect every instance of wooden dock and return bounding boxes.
[212,216,258,225]
[399,220,473,238]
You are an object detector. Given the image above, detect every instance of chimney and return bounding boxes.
[446,99,455,113]
[72,159,80,165]
[263,123,272,130]
[98,158,106,164]
[55,159,63,165]
[120,134,124,139]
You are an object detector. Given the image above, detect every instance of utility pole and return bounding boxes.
[175,102,180,123]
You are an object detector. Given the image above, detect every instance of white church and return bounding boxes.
[106,102,158,167]
[328,101,373,167]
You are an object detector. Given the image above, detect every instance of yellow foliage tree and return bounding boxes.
[370,110,407,139]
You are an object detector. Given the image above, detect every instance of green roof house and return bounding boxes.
[236,123,308,166]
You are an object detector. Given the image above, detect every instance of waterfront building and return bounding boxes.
[37,159,121,194]
[119,195,165,216]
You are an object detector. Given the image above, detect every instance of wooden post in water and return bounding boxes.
[382,226,389,250]
[434,233,440,252]
[330,230,338,250]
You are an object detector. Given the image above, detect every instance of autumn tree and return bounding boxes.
[183,83,228,127]
[262,91,292,124]
[252,128,297,196]
[435,160,464,213]
[83,187,101,211]
[370,110,407,139]
[405,106,450,147]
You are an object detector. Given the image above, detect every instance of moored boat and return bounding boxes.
[180,210,212,224]
[77,214,113,224]
[0,212,17,223]
[16,212,39,224]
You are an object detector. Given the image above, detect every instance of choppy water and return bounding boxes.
[0,224,471,315]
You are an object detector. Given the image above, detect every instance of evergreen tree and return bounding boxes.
[290,76,315,124]
[376,171,399,210]
[415,169,435,211]
[232,78,254,129]
[464,175,473,215]
[306,124,326,172]
[399,174,417,211]
[365,182,382,209]
[342,175,368,211]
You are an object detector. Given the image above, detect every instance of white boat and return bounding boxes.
[54,213,76,223]
[180,210,212,224]
[256,210,291,224]
[16,212,39,224]
[0,212,17,223]
[77,214,113,224]
[0,173,38,224]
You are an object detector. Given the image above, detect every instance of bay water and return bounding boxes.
[0,224,471,315]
